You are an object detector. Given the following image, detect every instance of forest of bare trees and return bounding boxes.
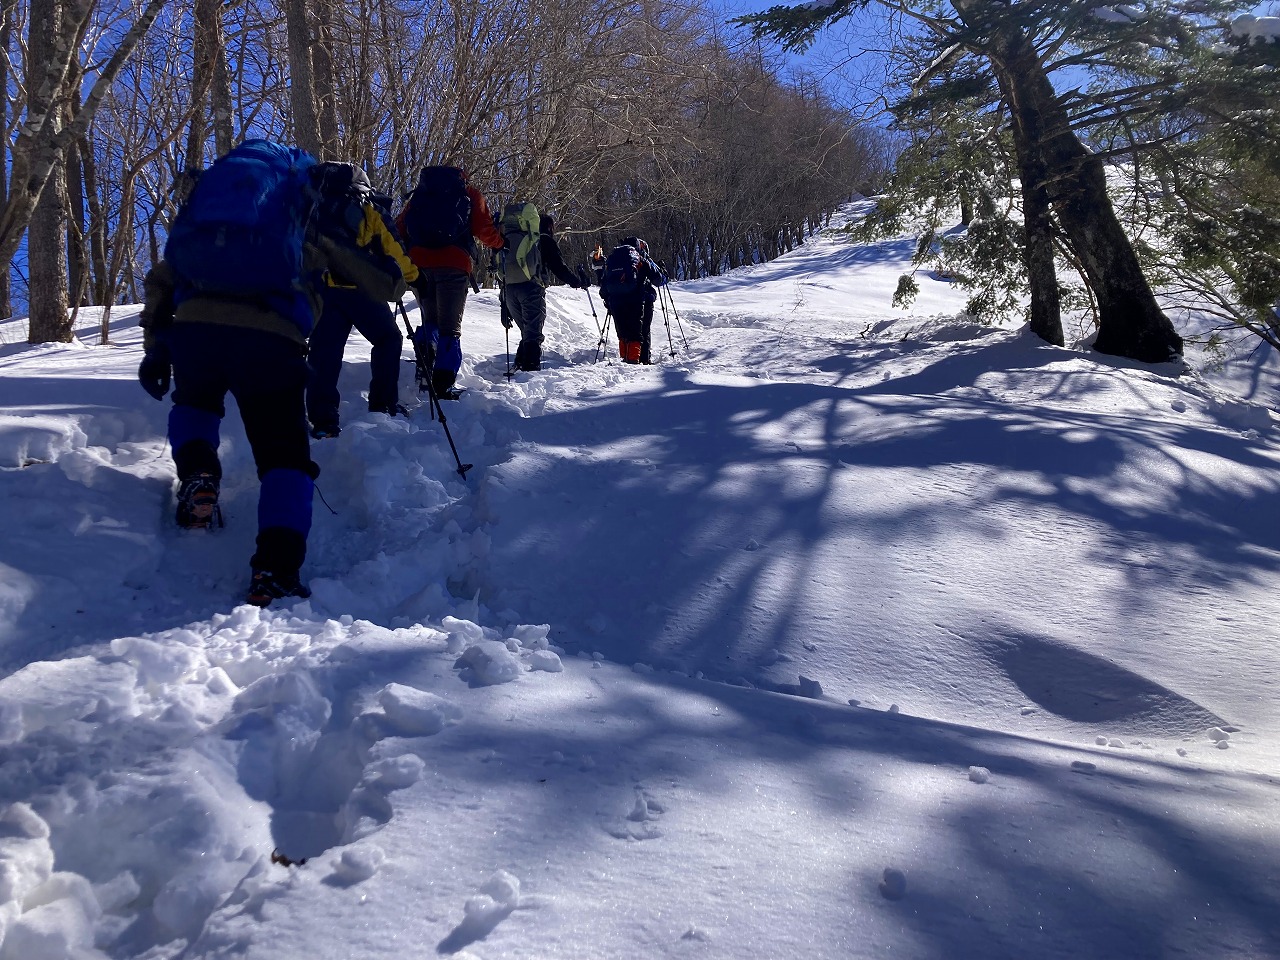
[1,0,893,343]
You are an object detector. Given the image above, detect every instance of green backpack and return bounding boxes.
[500,201,543,285]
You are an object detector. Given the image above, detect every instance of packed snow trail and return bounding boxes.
[1,206,1279,958]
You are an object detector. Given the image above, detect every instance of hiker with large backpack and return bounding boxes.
[498,203,585,372]
[305,164,418,438]
[396,165,503,398]
[136,139,386,608]
[598,237,668,364]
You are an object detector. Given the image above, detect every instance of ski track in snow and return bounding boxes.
[1,204,1279,958]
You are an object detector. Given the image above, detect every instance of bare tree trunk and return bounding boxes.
[208,0,234,155]
[26,0,71,342]
[313,0,341,156]
[65,120,90,306]
[285,0,322,155]
[0,0,166,289]
[0,0,13,319]
[185,0,219,168]
[81,133,110,306]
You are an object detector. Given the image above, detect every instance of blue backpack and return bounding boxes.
[402,166,471,249]
[165,139,319,314]
[601,244,642,304]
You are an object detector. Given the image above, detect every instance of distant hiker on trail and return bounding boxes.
[599,237,667,364]
[396,165,504,398]
[589,243,606,286]
[136,138,395,608]
[306,165,418,439]
[498,204,585,372]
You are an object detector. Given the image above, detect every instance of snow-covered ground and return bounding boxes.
[2,205,1278,959]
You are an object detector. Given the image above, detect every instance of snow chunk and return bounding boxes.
[458,640,523,686]
[1207,727,1231,742]
[378,683,463,736]
[365,754,426,790]
[109,636,201,688]
[797,676,823,699]
[332,845,386,884]
[461,870,522,925]
[1071,761,1097,773]
[509,623,552,650]
[480,870,521,906]
[967,765,991,784]
[0,803,54,907]
[529,650,564,673]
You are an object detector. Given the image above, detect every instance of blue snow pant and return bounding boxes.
[168,322,315,575]
[307,286,403,428]
[502,279,546,370]
[412,267,470,393]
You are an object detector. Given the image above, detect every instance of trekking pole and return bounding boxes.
[577,265,607,360]
[397,298,432,392]
[657,288,677,360]
[595,311,615,363]
[658,262,689,351]
[396,300,473,479]
[496,273,513,380]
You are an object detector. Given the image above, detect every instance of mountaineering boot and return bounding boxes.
[246,569,312,607]
[513,342,542,372]
[175,473,222,529]
[436,386,466,401]
[369,400,409,417]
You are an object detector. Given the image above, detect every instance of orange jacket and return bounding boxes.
[398,183,504,274]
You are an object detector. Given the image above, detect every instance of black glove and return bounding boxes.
[500,304,513,329]
[138,346,171,401]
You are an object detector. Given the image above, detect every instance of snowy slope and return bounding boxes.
[1,204,1278,959]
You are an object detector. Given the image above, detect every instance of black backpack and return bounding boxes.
[600,244,643,303]
[312,161,373,244]
[310,161,406,302]
[402,166,471,249]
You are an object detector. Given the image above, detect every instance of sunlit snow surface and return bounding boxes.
[1,203,1278,958]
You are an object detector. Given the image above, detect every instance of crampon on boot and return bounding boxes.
[246,569,311,607]
[175,473,223,529]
